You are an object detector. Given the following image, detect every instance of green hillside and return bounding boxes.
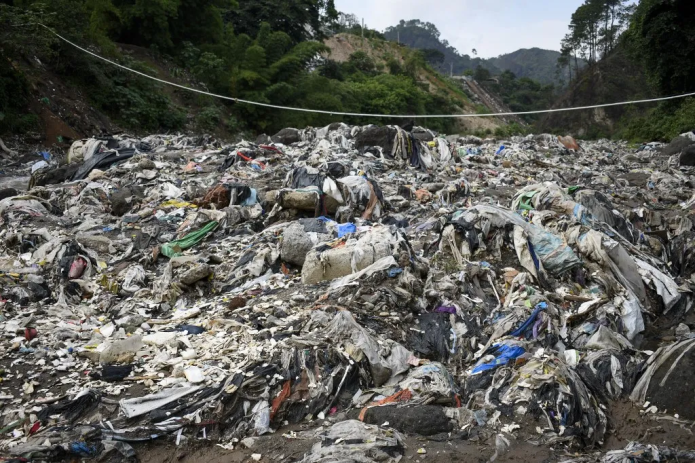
[540,0,695,141]
[383,20,498,76]
[487,48,586,85]
[0,0,477,139]
[383,20,584,86]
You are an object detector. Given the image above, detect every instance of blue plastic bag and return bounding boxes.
[387,267,403,278]
[471,343,526,374]
[510,302,547,337]
[336,222,356,238]
[241,188,258,206]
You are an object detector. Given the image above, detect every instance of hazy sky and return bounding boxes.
[333,0,586,58]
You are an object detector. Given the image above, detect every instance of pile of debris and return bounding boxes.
[1,124,695,461]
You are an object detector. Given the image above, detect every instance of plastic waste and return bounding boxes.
[2,125,694,460]
[98,336,143,364]
[160,221,219,258]
[252,400,271,435]
[120,386,201,418]
[184,366,205,383]
[471,343,526,374]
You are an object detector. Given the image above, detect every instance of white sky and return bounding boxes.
[334,0,587,58]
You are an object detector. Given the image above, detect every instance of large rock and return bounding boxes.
[110,186,144,217]
[265,189,339,214]
[271,128,301,145]
[354,126,398,153]
[411,127,434,142]
[255,134,271,145]
[281,223,315,266]
[679,145,695,166]
[663,134,695,158]
[302,234,393,284]
[362,405,456,436]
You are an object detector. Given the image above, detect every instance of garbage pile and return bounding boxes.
[1,125,695,461]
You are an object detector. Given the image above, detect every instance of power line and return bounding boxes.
[31,23,695,119]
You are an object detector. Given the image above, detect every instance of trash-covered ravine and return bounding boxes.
[2,124,695,462]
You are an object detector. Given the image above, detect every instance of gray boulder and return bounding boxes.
[271,128,301,145]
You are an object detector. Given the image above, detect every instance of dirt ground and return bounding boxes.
[9,345,687,463]
[117,399,694,463]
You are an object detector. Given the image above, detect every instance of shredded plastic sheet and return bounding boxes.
[329,255,398,289]
[471,343,526,374]
[631,338,695,404]
[160,221,219,258]
[300,420,405,463]
[120,386,202,418]
[4,127,695,460]
[635,258,682,312]
[458,205,582,275]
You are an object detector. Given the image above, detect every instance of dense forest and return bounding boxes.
[486,48,585,86]
[383,21,580,86]
[541,0,695,141]
[475,69,556,124]
[557,0,634,83]
[1,0,695,141]
[383,20,495,76]
[0,0,466,136]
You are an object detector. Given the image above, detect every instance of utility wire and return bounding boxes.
[31,23,695,119]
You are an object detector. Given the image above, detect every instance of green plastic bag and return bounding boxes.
[160,221,219,258]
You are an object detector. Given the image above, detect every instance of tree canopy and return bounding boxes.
[558,0,634,81]
[0,0,463,135]
[625,0,695,95]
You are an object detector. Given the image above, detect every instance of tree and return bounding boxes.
[318,59,344,80]
[570,1,603,63]
[228,0,337,44]
[244,45,267,73]
[386,58,404,76]
[557,48,571,83]
[108,0,235,50]
[263,31,293,65]
[338,12,359,29]
[421,48,445,67]
[481,69,555,122]
[0,2,465,136]
[404,50,426,78]
[474,66,491,81]
[626,0,695,95]
[348,51,376,74]
[561,0,631,67]
[0,3,60,57]
[85,0,121,43]
[384,18,494,76]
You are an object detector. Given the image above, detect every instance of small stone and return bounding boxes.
[675,323,691,337]
[228,297,247,310]
[251,454,262,461]
[241,437,257,449]
[138,158,156,170]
